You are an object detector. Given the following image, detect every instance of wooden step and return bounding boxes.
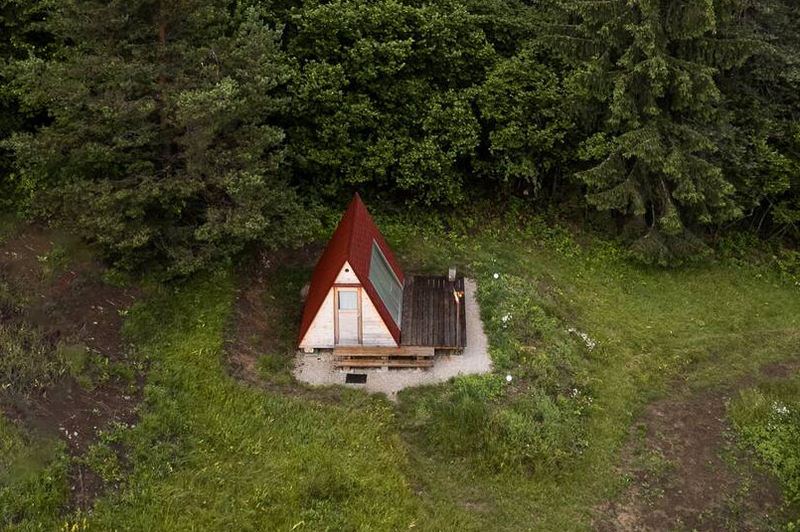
[333,346,434,358]
[334,358,434,368]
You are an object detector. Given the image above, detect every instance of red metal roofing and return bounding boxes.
[297,193,405,346]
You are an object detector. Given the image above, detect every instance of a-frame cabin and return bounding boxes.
[297,194,466,369]
[298,193,404,349]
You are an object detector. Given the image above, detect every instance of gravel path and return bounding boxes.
[293,278,492,400]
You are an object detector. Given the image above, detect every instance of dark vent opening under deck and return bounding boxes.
[345,373,368,384]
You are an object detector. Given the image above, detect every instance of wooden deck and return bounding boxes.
[400,275,467,349]
[333,346,434,369]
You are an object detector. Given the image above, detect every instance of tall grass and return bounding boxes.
[0,418,69,529]
[0,321,64,396]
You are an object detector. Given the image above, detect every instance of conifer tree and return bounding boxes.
[4,0,313,275]
[555,0,754,263]
[717,0,800,238]
[0,0,54,210]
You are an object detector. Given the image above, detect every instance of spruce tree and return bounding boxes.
[554,0,753,264]
[4,0,314,275]
[717,0,800,238]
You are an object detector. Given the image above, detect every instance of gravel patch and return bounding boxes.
[293,278,491,400]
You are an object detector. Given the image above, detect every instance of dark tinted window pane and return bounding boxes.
[369,241,402,325]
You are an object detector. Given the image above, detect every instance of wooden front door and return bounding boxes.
[335,288,361,345]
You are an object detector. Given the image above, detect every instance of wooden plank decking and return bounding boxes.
[333,346,434,357]
[400,275,466,349]
[333,345,434,369]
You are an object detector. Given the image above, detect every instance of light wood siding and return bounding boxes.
[299,288,335,348]
[300,263,397,348]
[361,291,397,346]
[334,261,359,284]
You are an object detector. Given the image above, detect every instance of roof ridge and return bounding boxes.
[345,193,366,265]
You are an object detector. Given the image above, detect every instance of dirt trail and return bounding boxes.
[0,223,143,509]
[594,360,800,532]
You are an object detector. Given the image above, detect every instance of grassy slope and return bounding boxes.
[730,374,800,513]
[392,226,800,531]
[2,219,799,531]
[86,274,421,531]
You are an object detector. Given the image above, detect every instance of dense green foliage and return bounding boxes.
[285,0,493,202]
[555,0,753,263]
[0,0,54,210]
[0,0,797,274]
[720,0,800,239]
[4,0,315,276]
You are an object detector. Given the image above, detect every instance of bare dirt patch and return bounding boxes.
[225,245,343,401]
[0,223,143,508]
[226,252,276,385]
[226,246,316,382]
[593,362,800,532]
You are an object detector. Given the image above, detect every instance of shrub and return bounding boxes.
[409,375,591,472]
[416,374,504,454]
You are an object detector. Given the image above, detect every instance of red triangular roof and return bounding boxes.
[297,193,404,345]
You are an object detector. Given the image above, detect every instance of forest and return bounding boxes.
[1,0,798,275]
[2,1,800,531]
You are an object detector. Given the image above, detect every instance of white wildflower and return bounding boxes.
[773,402,790,416]
[493,273,499,279]
[567,327,596,351]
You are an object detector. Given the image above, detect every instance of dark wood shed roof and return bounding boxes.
[400,275,466,349]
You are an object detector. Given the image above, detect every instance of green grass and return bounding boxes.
[82,273,420,531]
[3,215,800,531]
[392,222,800,531]
[0,418,69,528]
[0,320,64,396]
[730,375,800,507]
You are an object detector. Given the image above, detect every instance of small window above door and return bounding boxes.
[338,290,358,310]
